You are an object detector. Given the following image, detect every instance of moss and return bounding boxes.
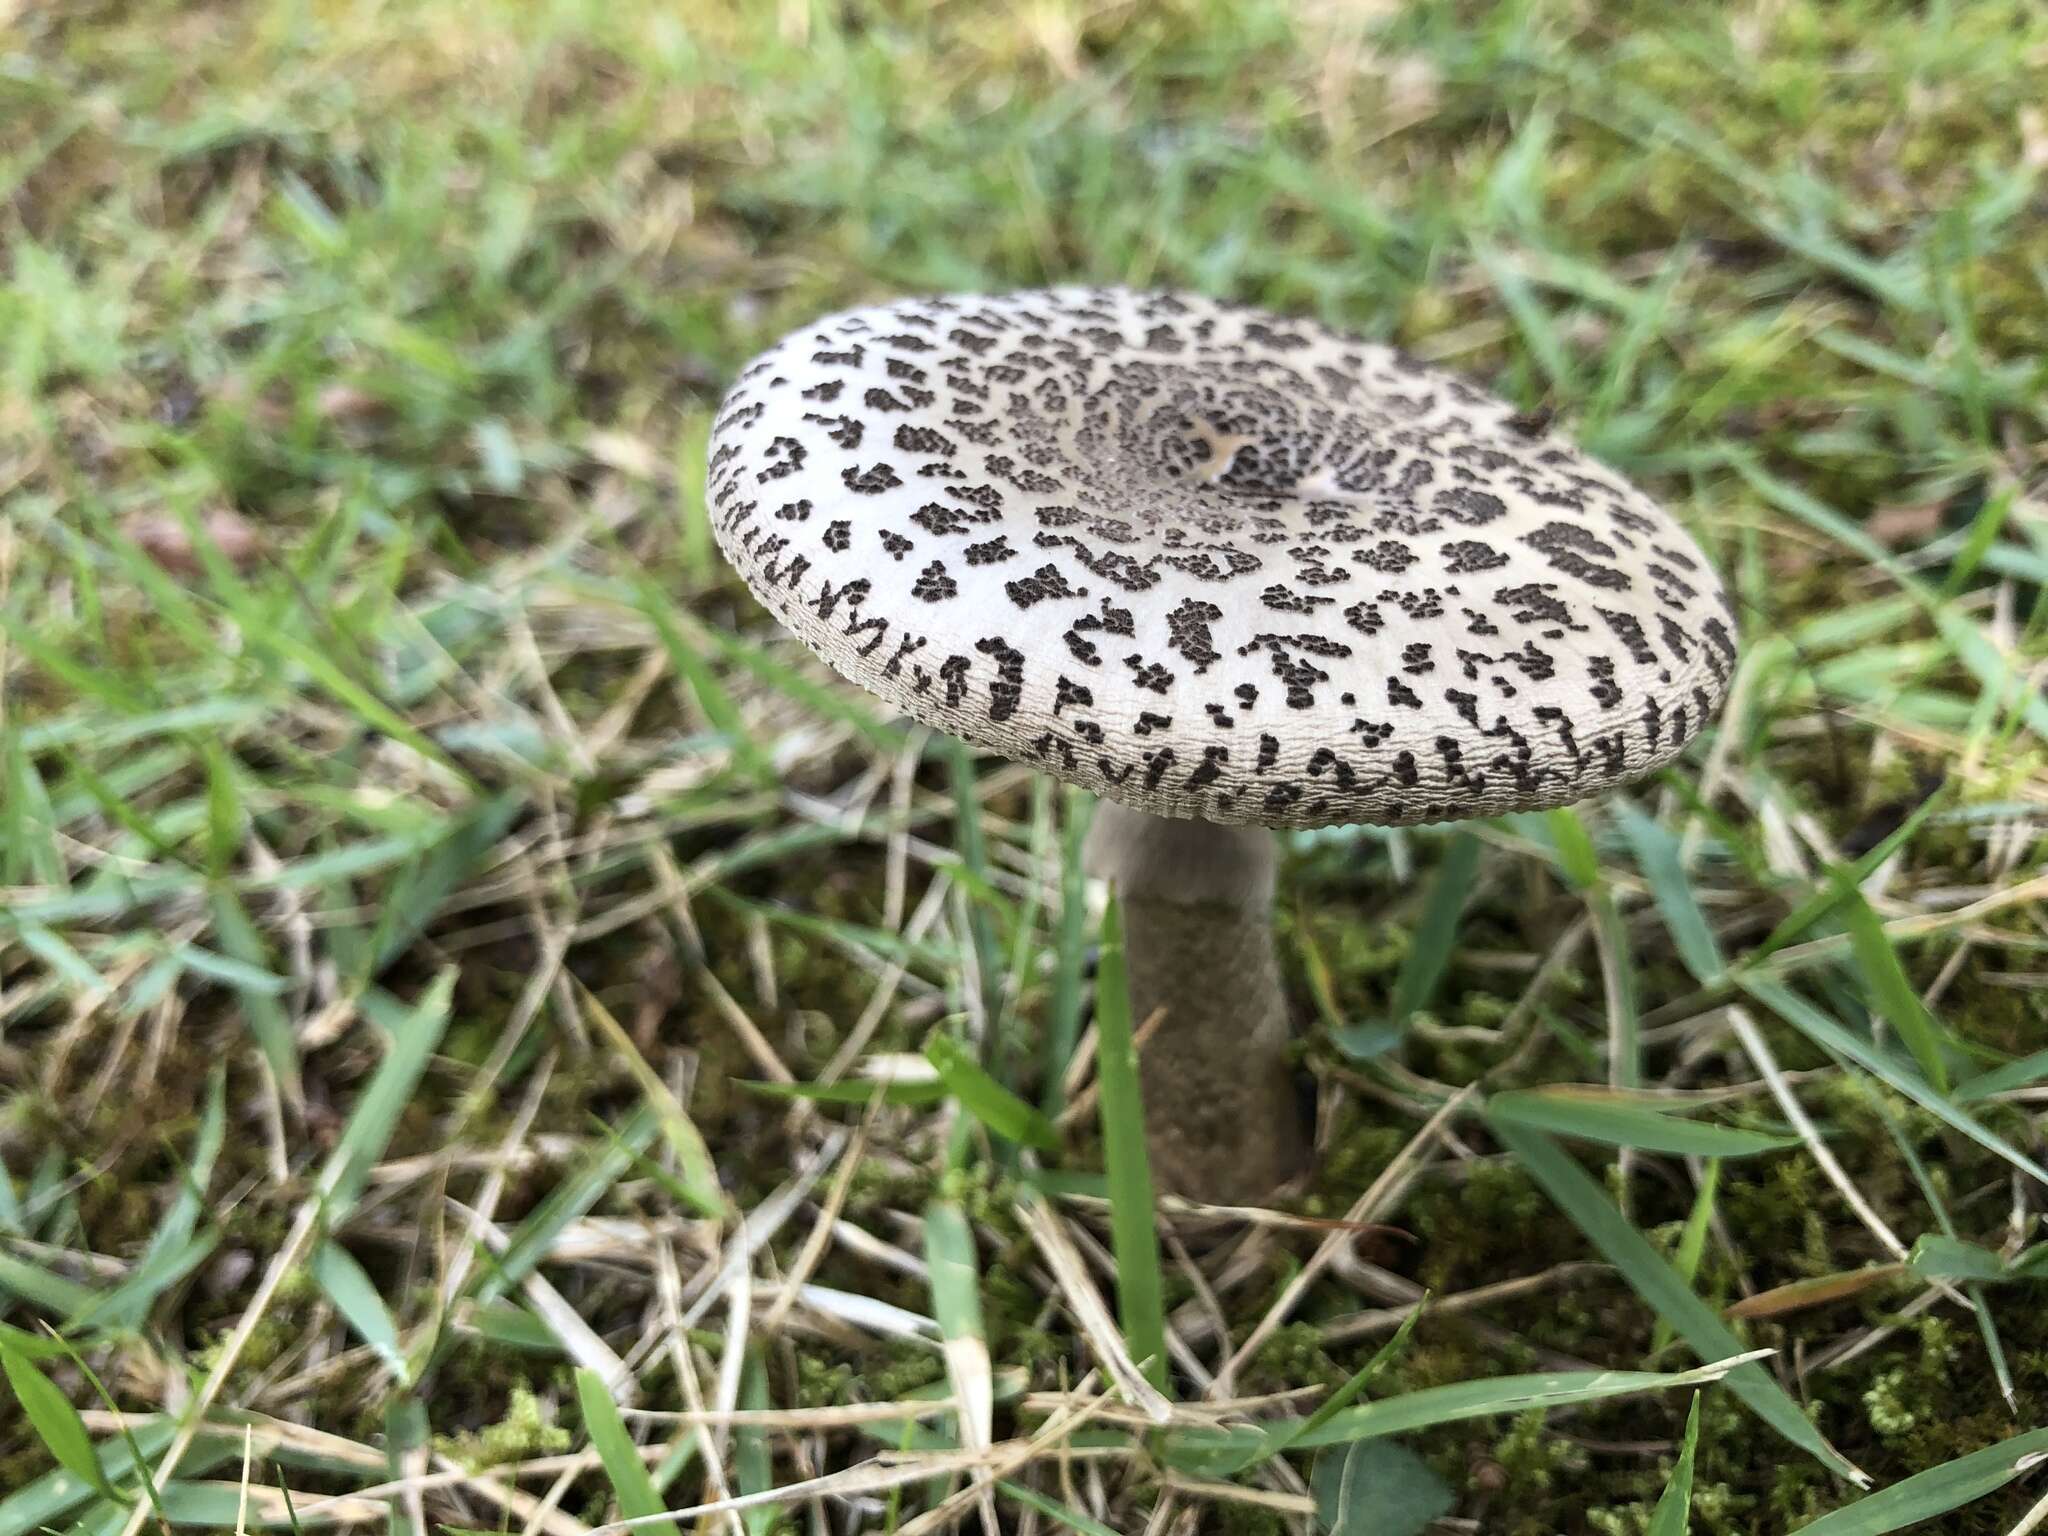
[1493,1407,1581,1496]
[1587,1507,1649,1536]
[1458,991,1512,1030]
[981,1261,1062,1372]
[191,1311,296,1382]
[1241,1322,1345,1397]
[845,1150,936,1217]
[795,1353,857,1409]
[1214,1504,1289,1536]
[1409,1157,1562,1294]
[869,1344,946,1400]
[424,1335,576,1441]
[934,1162,1024,1231]
[437,1384,571,1470]
[1490,1408,1589,1535]
[1863,1316,1961,1443]
[1938,967,2048,1057]
[1308,1113,1407,1212]
[1721,1154,1842,1281]
[1862,1367,1919,1440]
[1279,904,1410,1026]
[1588,1473,1748,1536]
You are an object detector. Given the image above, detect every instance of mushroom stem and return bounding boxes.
[1082,800,1307,1205]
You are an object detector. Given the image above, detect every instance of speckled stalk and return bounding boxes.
[1083,799,1307,1205]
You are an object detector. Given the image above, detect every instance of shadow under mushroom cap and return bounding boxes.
[708,286,1739,829]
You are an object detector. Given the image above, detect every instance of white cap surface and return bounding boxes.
[708,287,1737,828]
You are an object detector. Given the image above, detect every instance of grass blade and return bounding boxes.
[1041,789,1093,1116]
[384,1396,428,1536]
[68,1231,218,1337]
[925,1034,1060,1151]
[1546,808,1601,891]
[1486,1088,1798,1158]
[947,739,1005,1058]
[1646,1394,1703,1536]
[0,1337,115,1497]
[574,978,726,1219]
[1652,1160,1720,1356]
[1091,893,1168,1390]
[923,1199,987,1359]
[1617,801,1726,983]
[1723,1266,1908,1321]
[1166,1352,1772,1464]
[366,791,523,978]
[208,888,303,1101]
[924,1198,994,1524]
[309,1243,409,1385]
[0,1249,103,1317]
[1389,830,1483,1026]
[41,1335,170,1528]
[1,736,67,889]
[472,1106,659,1306]
[1794,1428,2048,1535]
[318,971,456,1222]
[1954,1046,2048,1103]
[1906,1235,2014,1284]
[575,1367,678,1536]
[695,614,899,750]
[1737,975,2048,1185]
[1293,1301,1427,1445]
[0,1418,176,1536]
[1207,1296,1429,1475]
[1838,890,1950,1093]
[1487,1117,1865,1484]
[15,923,107,998]
[1877,1101,2016,1405]
[638,583,772,784]
[736,1350,776,1536]
[69,1064,228,1334]
[995,1482,1122,1536]
[741,1077,947,1107]
[1747,788,1949,964]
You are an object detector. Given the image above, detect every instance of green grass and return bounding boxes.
[3,1,2048,1531]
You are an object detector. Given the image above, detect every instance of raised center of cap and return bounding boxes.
[1132,381,1321,500]
[1041,366,1406,534]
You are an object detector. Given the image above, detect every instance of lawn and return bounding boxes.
[3,1,2048,1531]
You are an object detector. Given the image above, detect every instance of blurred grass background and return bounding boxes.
[3,1,2048,1532]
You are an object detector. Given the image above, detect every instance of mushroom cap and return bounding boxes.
[708,287,1737,829]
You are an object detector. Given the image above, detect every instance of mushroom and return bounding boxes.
[707,287,1737,1205]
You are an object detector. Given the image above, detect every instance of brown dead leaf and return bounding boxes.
[214,375,289,428]
[1723,1263,1907,1320]
[124,506,265,577]
[317,384,390,423]
[1866,499,1947,548]
[585,427,666,480]
[2020,107,2048,171]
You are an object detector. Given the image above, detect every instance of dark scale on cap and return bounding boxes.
[964,536,1015,565]
[1053,676,1093,715]
[709,286,1737,828]
[1006,563,1083,609]
[1123,656,1174,694]
[841,462,901,494]
[910,562,956,602]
